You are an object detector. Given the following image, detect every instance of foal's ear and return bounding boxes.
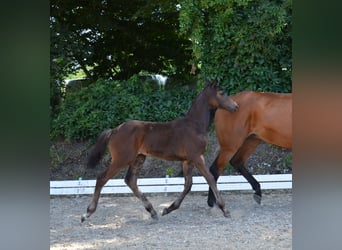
[205,78,211,86]
[205,78,217,87]
[211,78,218,87]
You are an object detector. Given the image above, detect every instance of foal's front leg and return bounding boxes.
[162,161,193,216]
[195,155,230,218]
[125,154,158,220]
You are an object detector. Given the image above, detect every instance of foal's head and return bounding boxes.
[204,78,238,112]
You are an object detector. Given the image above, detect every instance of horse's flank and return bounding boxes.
[215,91,292,151]
[207,90,292,207]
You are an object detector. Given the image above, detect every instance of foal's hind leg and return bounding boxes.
[230,135,263,204]
[124,154,158,220]
[81,161,126,222]
[162,161,193,216]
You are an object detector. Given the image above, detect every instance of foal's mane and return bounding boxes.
[187,81,220,109]
[185,81,220,131]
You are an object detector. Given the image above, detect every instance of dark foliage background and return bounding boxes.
[50,0,291,142]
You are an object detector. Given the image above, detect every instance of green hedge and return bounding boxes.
[50,76,197,141]
[179,0,292,94]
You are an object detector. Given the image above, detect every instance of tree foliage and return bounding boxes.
[50,0,292,141]
[51,0,192,81]
[50,0,193,116]
[179,0,292,93]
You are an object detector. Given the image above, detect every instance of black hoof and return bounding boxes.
[162,208,169,216]
[207,198,215,208]
[81,215,86,223]
[253,193,262,204]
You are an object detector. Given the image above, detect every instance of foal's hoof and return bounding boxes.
[161,208,169,216]
[151,213,159,220]
[253,193,262,204]
[223,209,231,218]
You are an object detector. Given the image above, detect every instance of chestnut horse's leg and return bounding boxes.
[229,135,263,204]
[81,160,127,222]
[208,135,262,206]
[162,161,193,216]
[194,155,230,218]
[124,154,158,220]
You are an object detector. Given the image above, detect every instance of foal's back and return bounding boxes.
[109,119,206,161]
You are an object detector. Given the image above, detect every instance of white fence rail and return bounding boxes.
[50,174,292,196]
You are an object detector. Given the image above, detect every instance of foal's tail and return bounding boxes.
[87,129,113,168]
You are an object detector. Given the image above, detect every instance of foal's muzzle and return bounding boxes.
[228,101,239,112]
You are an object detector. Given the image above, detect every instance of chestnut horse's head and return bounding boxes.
[205,78,239,112]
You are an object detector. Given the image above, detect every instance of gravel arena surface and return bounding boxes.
[50,190,292,249]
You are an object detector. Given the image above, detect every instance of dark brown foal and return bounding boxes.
[81,79,238,222]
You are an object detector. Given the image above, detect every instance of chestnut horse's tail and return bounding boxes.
[87,129,113,168]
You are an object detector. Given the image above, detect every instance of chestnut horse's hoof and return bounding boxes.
[253,193,262,204]
[207,196,215,208]
[81,214,87,223]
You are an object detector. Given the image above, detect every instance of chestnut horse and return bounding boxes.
[207,91,292,207]
[81,79,238,222]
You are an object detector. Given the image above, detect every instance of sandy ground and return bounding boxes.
[50,190,291,249]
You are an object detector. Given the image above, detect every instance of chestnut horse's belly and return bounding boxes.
[256,104,292,149]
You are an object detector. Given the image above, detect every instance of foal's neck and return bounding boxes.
[185,93,215,133]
